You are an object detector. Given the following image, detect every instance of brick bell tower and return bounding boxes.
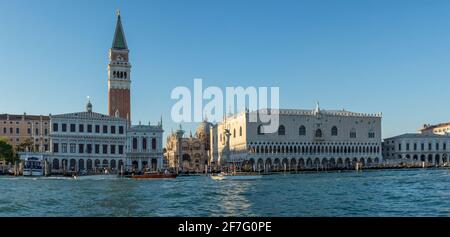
[108,11,131,123]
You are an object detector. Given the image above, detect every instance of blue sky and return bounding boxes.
[1,0,450,139]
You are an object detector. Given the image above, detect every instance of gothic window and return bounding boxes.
[132,138,138,150]
[124,72,127,79]
[278,125,286,135]
[331,126,338,136]
[299,126,306,136]
[368,130,375,138]
[315,129,322,138]
[113,71,116,78]
[142,138,147,150]
[152,138,157,150]
[350,129,357,138]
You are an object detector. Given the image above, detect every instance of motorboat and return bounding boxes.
[210,172,262,181]
[131,170,178,180]
[23,156,43,176]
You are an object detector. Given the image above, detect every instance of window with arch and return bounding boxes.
[278,125,286,135]
[257,125,264,135]
[132,138,138,150]
[331,126,338,136]
[142,138,147,150]
[315,129,323,138]
[239,127,242,136]
[233,129,236,138]
[152,138,157,150]
[350,129,357,138]
[299,126,306,136]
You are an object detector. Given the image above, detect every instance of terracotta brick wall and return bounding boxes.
[108,88,131,121]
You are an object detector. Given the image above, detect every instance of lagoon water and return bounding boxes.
[0,169,449,216]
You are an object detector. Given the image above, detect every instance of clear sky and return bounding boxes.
[1,0,450,140]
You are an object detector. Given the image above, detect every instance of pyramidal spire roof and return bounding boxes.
[112,10,128,50]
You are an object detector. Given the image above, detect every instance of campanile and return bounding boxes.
[108,11,131,123]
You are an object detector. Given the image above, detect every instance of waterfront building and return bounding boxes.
[127,121,164,171]
[210,104,383,171]
[382,133,450,165]
[108,11,131,123]
[165,120,212,173]
[48,101,127,173]
[0,113,50,152]
[419,122,450,135]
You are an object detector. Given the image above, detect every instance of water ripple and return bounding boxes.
[1,169,450,216]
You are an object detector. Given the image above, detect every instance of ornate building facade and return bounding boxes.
[127,122,164,172]
[108,12,131,123]
[48,102,127,173]
[17,11,165,174]
[165,120,212,173]
[0,113,50,152]
[382,133,449,165]
[210,104,383,171]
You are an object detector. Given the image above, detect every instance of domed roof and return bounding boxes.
[196,120,212,137]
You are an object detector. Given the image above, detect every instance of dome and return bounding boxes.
[196,120,212,138]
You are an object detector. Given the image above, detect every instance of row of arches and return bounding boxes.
[248,144,380,155]
[51,158,124,172]
[131,159,158,171]
[112,71,128,79]
[179,154,208,173]
[240,157,380,172]
[400,154,448,165]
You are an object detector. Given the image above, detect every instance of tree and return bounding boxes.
[16,138,34,152]
[0,137,14,162]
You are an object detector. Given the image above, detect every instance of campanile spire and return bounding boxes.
[108,11,131,123]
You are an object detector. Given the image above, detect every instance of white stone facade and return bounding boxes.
[210,105,383,171]
[382,133,450,165]
[48,105,127,173]
[126,123,164,172]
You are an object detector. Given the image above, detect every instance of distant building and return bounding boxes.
[0,113,50,152]
[210,104,383,171]
[382,133,450,165]
[48,101,127,173]
[165,120,212,173]
[419,123,450,135]
[127,122,164,172]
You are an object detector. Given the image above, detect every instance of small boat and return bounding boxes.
[210,172,262,181]
[132,171,178,180]
[23,156,43,176]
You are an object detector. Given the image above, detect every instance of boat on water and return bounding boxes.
[23,156,43,176]
[131,170,178,180]
[210,172,262,181]
[71,169,118,180]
